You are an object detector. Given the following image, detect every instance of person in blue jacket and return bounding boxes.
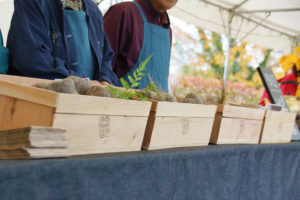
[7,0,118,85]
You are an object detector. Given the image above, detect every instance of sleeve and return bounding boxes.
[7,0,81,79]
[91,7,120,86]
[99,31,121,86]
[104,3,143,77]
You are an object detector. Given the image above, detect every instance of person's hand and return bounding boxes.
[100,81,110,86]
[90,80,101,85]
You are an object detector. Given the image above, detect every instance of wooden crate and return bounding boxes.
[142,101,217,150]
[210,105,265,144]
[0,74,52,86]
[0,80,151,155]
[0,74,100,86]
[259,110,296,144]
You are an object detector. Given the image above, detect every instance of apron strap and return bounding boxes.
[134,1,147,23]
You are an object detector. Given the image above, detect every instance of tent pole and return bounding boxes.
[221,12,233,103]
[196,0,293,38]
[237,8,300,14]
[291,35,300,53]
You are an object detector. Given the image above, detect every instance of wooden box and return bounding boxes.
[0,80,151,155]
[210,105,265,144]
[0,74,52,86]
[142,101,217,150]
[259,110,296,144]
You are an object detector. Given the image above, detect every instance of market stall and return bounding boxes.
[0,0,299,199]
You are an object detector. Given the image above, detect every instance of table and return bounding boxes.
[0,143,300,200]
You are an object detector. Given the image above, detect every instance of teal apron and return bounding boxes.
[122,1,171,92]
[0,30,9,74]
[65,10,96,79]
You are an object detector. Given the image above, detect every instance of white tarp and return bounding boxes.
[0,0,13,45]
[169,0,300,53]
[1,0,299,52]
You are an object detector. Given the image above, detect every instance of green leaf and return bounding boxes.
[260,49,272,68]
[135,91,147,101]
[131,82,139,88]
[136,68,140,74]
[111,55,153,100]
[145,88,149,98]
[141,55,152,67]
[133,71,138,80]
[128,75,134,84]
[232,61,241,75]
[107,86,135,99]
[140,65,146,71]
[120,78,130,89]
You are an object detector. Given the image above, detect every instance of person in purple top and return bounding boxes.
[104,0,178,92]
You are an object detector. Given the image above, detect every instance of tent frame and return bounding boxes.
[196,0,300,102]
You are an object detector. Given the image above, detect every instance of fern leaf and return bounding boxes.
[128,75,134,84]
[141,55,152,67]
[135,91,147,101]
[131,82,139,88]
[120,78,130,89]
[133,71,138,80]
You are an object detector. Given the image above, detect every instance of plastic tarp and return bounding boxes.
[1,0,299,52]
[169,0,300,53]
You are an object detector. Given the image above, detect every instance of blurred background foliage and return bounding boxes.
[169,17,284,105]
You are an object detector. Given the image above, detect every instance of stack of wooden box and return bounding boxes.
[0,126,68,159]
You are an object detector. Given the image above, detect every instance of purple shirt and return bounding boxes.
[104,0,172,78]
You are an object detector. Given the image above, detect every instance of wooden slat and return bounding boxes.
[221,105,265,120]
[154,102,217,117]
[0,74,52,86]
[264,110,296,123]
[56,94,151,116]
[260,110,295,144]
[0,95,55,130]
[0,80,58,107]
[209,112,222,144]
[144,117,214,150]
[216,118,263,144]
[142,111,156,149]
[53,114,148,155]
[0,74,102,86]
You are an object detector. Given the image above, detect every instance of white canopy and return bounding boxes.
[0,0,13,45]
[1,0,299,52]
[169,0,300,53]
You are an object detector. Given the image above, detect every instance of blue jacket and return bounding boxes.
[7,0,119,85]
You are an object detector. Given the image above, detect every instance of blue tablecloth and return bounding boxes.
[0,143,299,200]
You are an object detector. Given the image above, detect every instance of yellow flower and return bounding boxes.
[280,55,294,72]
[214,54,225,66]
[204,41,210,50]
[296,58,300,71]
[293,46,300,58]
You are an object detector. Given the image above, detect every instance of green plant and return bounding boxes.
[107,55,152,100]
[145,75,163,100]
[121,55,151,89]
